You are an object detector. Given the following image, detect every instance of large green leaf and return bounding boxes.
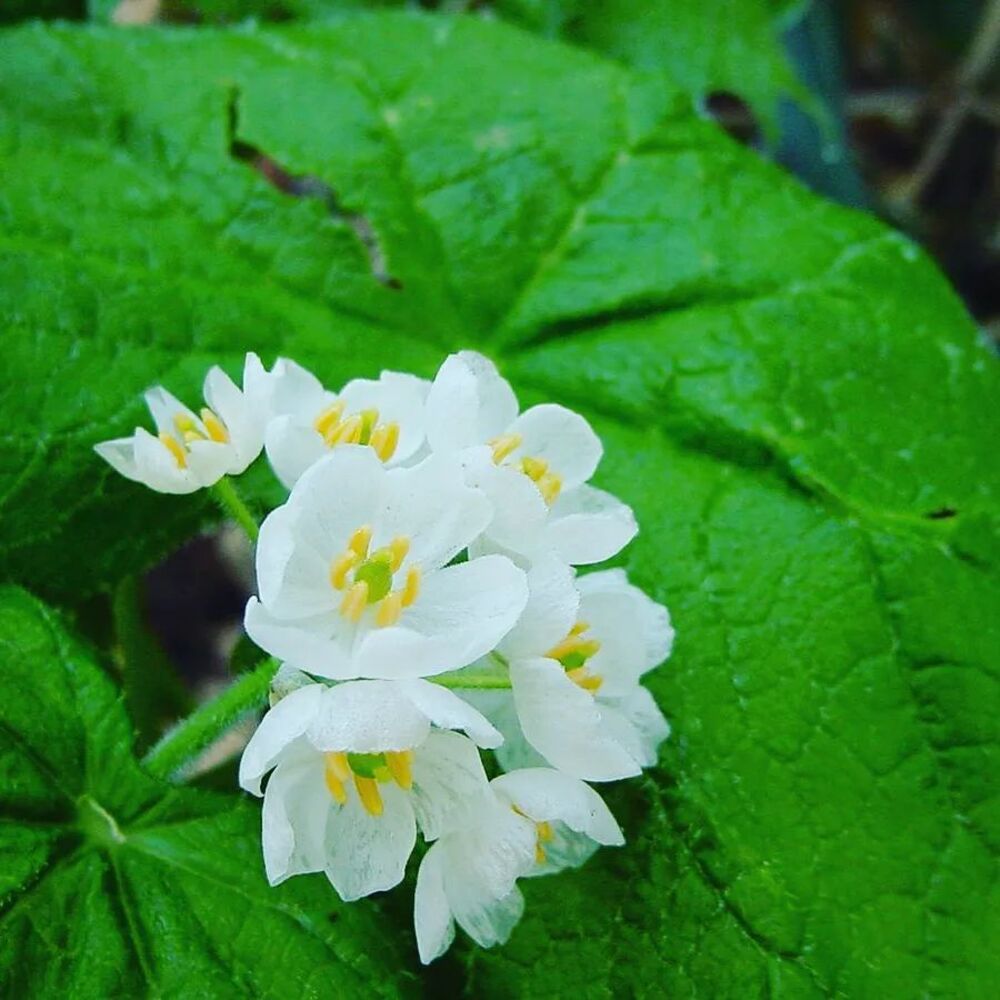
[0,586,416,996]
[0,14,997,996]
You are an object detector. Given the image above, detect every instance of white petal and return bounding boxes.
[546,485,637,565]
[457,688,548,773]
[415,843,456,965]
[466,456,549,563]
[379,454,492,571]
[305,681,432,752]
[185,438,238,488]
[202,364,263,472]
[492,768,624,846]
[578,569,674,695]
[453,884,525,951]
[143,385,197,435]
[500,554,579,659]
[262,357,330,421]
[601,686,670,768]
[264,416,327,489]
[401,680,502,747]
[323,783,416,901]
[132,426,201,494]
[510,658,641,782]
[527,822,601,877]
[244,599,356,680]
[94,436,141,482]
[261,756,329,884]
[507,403,602,491]
[410,731,491,841]
[357,556,527,678]
[268,663,315,706]
[238,684,327,794]
[339,371,429,466]
[426,351,519,453]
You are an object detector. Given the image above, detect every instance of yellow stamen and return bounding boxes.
[324,754,349,804]
[200,407,229,443]
[158,432,188,468]
[535,842,547,864]
[340,581,369,622]
[570,621,590,636]
[329,551,358,590]
[376,591,403,627]
[520,455,549,481]
[385,750,414,790]
[370,422,400,462]
[537,820,554,842]
[489,432,522,464]
[537,472,563,505]
[567,667,603,693]
[173,413,197,434]
[327,751,351,781]
[348,526,373,558]
[353,775,384,816]
[330,414,362,446]
[314,401,346,439]
[401,566,421,607]
[546,635,601,662]
[387,536,410,572]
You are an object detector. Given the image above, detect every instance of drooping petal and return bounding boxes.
[357,556,527,678]
[305,681,432,752]
[244,599,356,680]
[238,683,327,794]
[378,454,492,572]
[492,768,624,846]
[599,686,670,768]
[506,403,602,491]
[499,554,579,660]
[425,351,519,454]
[410,731,491,841]
[509,657,641,782]
[260,756,329,885]
[414,843,456,965]
[263,415,326,490]
[577,569,674,695]
[94,436,141,483]
[526,822,601,877]
[339,371,430,466]
[323,782,417,901]
[401,680,502,748]
[451,884,525,951]
[545,485,638,565]
[202,364,263,472]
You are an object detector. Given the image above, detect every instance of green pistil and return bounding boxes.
[353,552,393,603]
[348,751,389,779]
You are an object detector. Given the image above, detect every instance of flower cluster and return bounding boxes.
[96,350,674,963]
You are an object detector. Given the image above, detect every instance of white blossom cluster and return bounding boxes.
[96,350,674,963]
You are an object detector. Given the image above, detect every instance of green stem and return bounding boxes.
[210,477,259,542]
[143,658,278,781]
[433,653,512,690]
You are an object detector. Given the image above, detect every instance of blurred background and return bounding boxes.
[9,0,996,757]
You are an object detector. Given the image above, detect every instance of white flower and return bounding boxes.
[94,353,265,494]
[424,351,637,565]
[467,560,673,781]
[240,679,502,901]
[245,446,529,679]
[413,768,623,963]
[250,356,429,488]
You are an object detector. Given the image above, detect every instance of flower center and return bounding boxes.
[546,621,602,693]
[329,526,420,627]
[314,402,399,462]
[488,433,562,504]
[324,750,414,816]
[158,409,230,468]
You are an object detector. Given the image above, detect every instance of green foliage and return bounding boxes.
[0,12,997,997]
[0,587,416,996]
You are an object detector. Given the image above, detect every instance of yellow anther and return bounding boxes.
[369,422,400,462]
[158,432,188,468]
[567,667,603,693]
[314,401,346,439]
[489,432,522,464]
[327,751,351,781]
[570,621,590,636]
[329,551,359,590]
[537,472,563,505]
[324,753,349,804]
[330,414,363,446]
[200,407,229,443]
[354,775,384,816]
[182,429,205,443]
[348,526,373,558]
[546,634,600,662]
[387,536,410,572]
[535,842,547,864]
[520,455,549,481]
[385,750,414,790]
[375,591,403,628]
[401,566,421,607]
[537,820,554,842]
[340,581,369,622]
[173,413,197,434]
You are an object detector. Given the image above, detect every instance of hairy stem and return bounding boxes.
[143,658,278,781]
[210,477,259,542]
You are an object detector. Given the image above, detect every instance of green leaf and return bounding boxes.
[0,586,417,996]
[0,14,998,995]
